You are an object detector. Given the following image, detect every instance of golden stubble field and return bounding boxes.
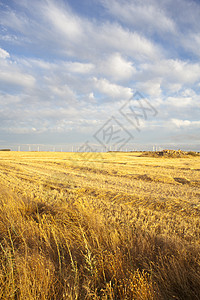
[0,151,200,299]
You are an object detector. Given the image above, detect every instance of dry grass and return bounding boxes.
[0,151,200,299]
[140,149,200,158]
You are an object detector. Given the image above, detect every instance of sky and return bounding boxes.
[0,0,200,151]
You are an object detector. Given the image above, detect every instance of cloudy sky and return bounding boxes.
[0,0,200,151]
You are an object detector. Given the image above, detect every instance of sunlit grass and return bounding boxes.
[0,151,200,299]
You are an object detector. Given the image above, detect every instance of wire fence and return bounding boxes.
[0,144,165,152]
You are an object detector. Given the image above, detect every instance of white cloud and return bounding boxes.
[101,0,176,34]
[5,127,39,134]
[50,84,76,101]
[0,48,10,59]
[0,93,21,105]
[98,53,135,81]
[164,60,200,84]
[171,119,200,128]
[24,59,56,70]
[0,71,35,88]
[89,92,95,101]
[166,96,193,108]
[137,78,162,97]
[96,23,162,61]
[181,88,196,97]
[139,59,200,86]
[64,62,94,74]
[163,83,182,93]
[44,1,82,40]
[43,1,162,61]
[0,0,200,147]
[181,33,200,58]
[0,10,29,34]
[0,51,39,90]
[0,0,163,62]
[94,77,132,99]
[164,88,200,110]
[0,55,35,88]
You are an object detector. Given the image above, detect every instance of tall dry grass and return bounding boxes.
[0,184,200,300]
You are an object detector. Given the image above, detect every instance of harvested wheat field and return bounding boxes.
[0,151,200,299]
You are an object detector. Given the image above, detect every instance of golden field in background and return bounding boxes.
[0,151,200,299]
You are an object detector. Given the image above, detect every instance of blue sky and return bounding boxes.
[0,0,200,151]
